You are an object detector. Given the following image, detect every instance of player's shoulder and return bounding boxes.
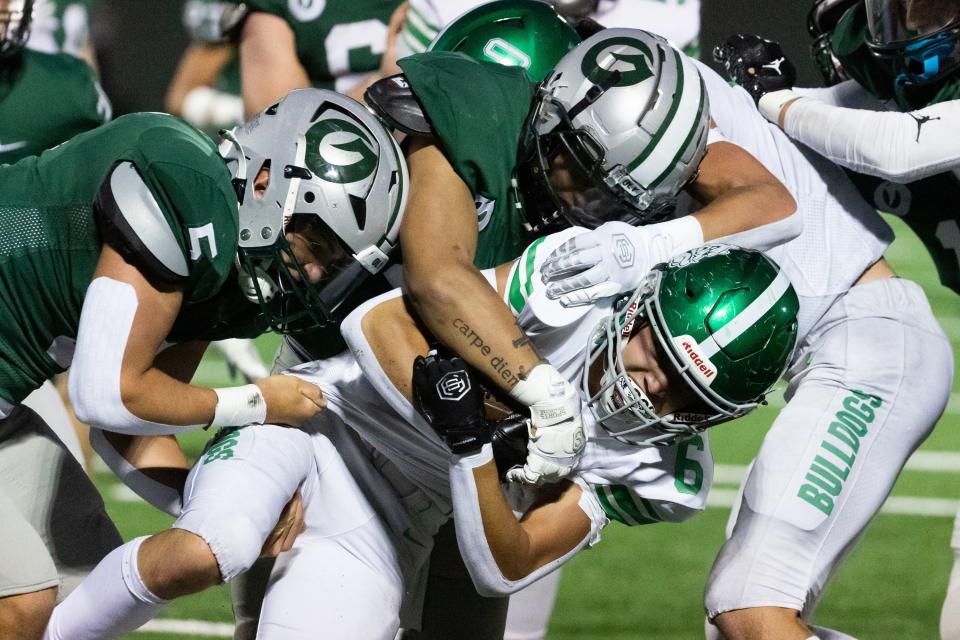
[17,48,92,77]
[504,227,590,323]
[400,50,533,88]
[118,113,228,176]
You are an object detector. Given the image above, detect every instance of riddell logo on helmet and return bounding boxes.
[673,335,717,385]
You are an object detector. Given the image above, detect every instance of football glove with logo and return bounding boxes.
[713,34,797,105]
[506,363,585,486]
[541,219,703,307]
[413,351,491,455]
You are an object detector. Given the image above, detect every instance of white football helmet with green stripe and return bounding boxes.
[517,28,709,232]
[585,245,799,446]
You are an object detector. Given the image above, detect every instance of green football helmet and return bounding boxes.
[428,0,581,82]
[584,245,799,447]
[220,89,408,334]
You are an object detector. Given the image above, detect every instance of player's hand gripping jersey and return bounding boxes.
[0,113,250,411]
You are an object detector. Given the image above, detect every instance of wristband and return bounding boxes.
[452,442,494,468]
[758,89,802,125]
[508,363,562,407]
[645,215,705,264]
[211,384,267,428]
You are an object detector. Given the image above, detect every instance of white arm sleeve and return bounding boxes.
[776,91,960,182]
[88,428,183,517]
[449,444,603,597]
[69,277,205,435]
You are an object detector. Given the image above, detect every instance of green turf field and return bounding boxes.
[97,215,959,639]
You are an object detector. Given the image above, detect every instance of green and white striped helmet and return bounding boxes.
[220,89,408,334]
[517,28,709,232]
[585,245,799,447]
[428,0,581,82]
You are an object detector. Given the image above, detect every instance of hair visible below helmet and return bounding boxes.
[808,0,860,85]
[864,0,960,89]
[584,245,799,447]
[0,0,33,59]
[516,28,709,234]
[219,88,408,334]
[428,0,581,83]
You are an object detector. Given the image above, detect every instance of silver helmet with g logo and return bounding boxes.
[220,88,408,333]
[517,28,709,232]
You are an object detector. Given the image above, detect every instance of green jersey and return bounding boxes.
[0,50,109,164]
[399,52,538,269]
[0,113,251,406]
[828,5,960,294]
[246,0,403,92]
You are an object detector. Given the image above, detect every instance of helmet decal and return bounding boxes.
[305,118,378,185]
[665,244,732,269]
[580,37,656,88]
[483,37,532,69]
[287,0,325,22]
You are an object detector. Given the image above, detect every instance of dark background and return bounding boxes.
[92,0,824,116]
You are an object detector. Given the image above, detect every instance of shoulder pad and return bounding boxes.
[364,74,435,137]
[95,162,188,286]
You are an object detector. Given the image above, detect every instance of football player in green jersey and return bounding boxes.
[238,0,409,114]
[166,0,246,135]
[715,1,960,296]
[0,0,109,164]
[25,0,96,68]
[0,86,409,638]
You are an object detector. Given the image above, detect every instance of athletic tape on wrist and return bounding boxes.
[211,384,267,428]
[758,89,801,125]
[508,363,565,407]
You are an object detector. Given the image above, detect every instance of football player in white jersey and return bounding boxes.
[540,27,955,640]
[44,236,799,640]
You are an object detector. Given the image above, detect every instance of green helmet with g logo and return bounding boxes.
[220,89,408,334]
[585,245,799,447]
[429,0,581,82]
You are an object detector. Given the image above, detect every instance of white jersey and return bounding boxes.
[319,227,712,539]
[397,0,700,57]
[693,60,894,342]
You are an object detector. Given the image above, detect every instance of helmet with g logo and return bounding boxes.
[220,89,408,334]
[517,28,709,233]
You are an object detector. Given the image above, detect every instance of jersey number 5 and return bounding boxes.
[188,223,218,261]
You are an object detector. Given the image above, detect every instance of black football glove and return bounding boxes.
[713,34,797,105]
[490,413,530,481]
[412,351,490,455]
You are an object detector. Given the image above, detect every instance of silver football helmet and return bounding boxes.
[220,89,408,334]
[517,28,709,232]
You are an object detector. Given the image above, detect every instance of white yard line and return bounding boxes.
[136,619,234,637]
[763,390,960,415]
[706,487,959,517]
[713,451,960,487]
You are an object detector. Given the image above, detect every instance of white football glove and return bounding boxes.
[540,219,703,307]
[506,364,585,486]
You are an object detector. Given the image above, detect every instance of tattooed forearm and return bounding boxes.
[452,317,522,387]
